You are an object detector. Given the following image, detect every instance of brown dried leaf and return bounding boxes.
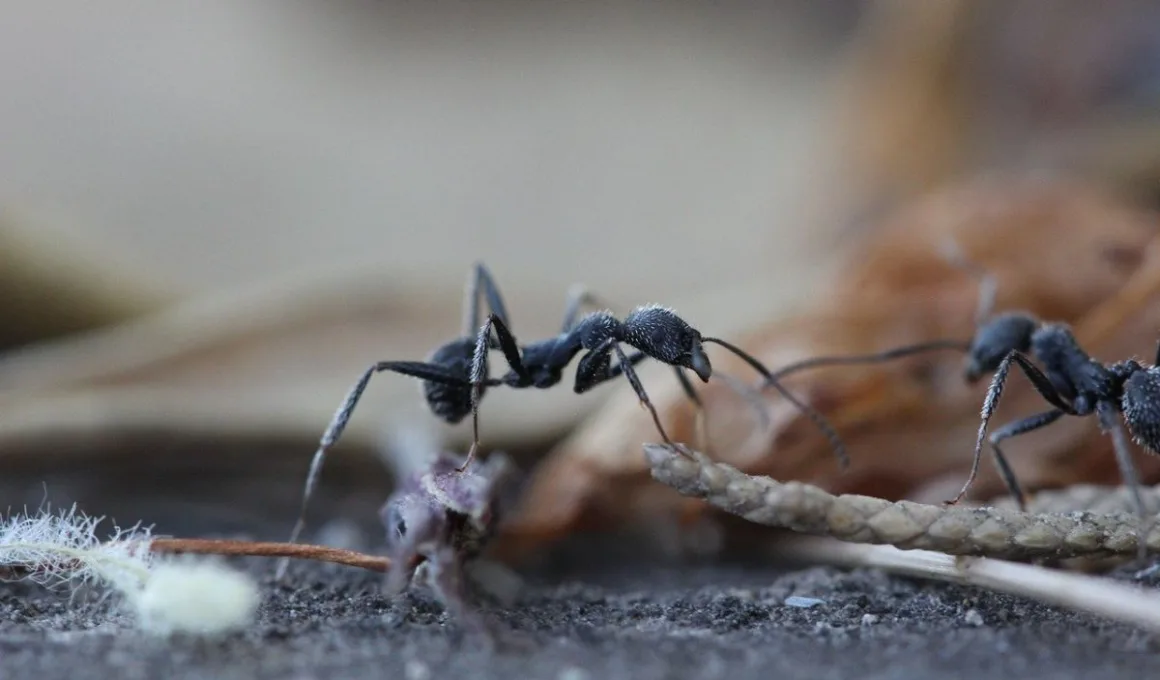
[494,176,1160,560]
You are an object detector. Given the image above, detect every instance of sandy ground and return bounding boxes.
[1,428,1159,680]
[3,540,1159,680]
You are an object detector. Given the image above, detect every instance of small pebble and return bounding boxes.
[784,596,825,608]
[861,614,879,626]
[964,608,985,627]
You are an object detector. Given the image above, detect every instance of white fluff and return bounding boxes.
[130,556,260,637]
[0,503,154,594]
[0,503,260,637]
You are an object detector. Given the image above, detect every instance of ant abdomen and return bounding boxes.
[1122,367,1160,454]
[422,339,479,423]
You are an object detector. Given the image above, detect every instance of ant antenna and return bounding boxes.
[702,336,851,469]
[763,339,971,382]
[757,237,993,381]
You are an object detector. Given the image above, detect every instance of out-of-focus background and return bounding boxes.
[2,0,1160,544]
[0,1,860,301]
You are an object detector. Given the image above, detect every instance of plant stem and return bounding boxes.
[148,538,397,573]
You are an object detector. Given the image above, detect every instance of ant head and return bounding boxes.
[1121,366,1160,454]
[964,312,1038,382]
[624,305,712,382]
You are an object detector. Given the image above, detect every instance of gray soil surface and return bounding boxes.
[1,443,1157,680]
[3,542,1160,680]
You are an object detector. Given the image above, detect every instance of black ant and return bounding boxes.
[937,246,1157,545]
[760,241,1159,558]
[283,263,847,550]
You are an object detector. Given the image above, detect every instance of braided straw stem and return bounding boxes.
[645,444,1160,560]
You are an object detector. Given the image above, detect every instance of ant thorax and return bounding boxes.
[571,310,622,349]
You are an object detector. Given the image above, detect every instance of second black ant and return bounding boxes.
[760,241,1160,559]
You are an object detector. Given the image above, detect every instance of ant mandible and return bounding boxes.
[284,262,846,549]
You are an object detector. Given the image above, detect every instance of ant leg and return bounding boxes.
[950,351,1014,506]
[1153,339,1160,367]
[458,312,536,472]
[1096,400,1152,562]
[985,409,1065,510]
[609,342,684,451]
[480,313,528,379]
[278,360,474,579]
[463,262,514,336]
[461,320,493,472]
[947,350,1071,505]
[576,340,683,450]
[461,313,523,472]
[939,236,999,325]
[575,346,646,389]
[703,337,849,469]
[1006,352,1079,415]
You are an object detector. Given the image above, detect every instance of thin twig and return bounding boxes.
[148,538,397,573]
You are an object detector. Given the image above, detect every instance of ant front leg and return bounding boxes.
[614,343,684,452]
[984,408,1065,510]
[949,350,1074,506]
[576,339,683,452]
[279,360,474,579]
[460,313,530,472]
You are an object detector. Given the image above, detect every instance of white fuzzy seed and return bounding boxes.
[131,557,260,637]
